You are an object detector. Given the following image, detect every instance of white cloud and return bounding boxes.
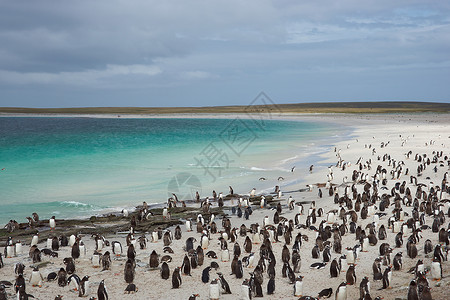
[0,64,161,86]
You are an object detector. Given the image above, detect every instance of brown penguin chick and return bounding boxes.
[346,265,356,285]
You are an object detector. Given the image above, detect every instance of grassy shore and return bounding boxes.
[1,101,449,114]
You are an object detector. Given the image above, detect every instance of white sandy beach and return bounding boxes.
[1,113,449,300]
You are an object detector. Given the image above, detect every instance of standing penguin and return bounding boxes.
[160,262,170,280]
[267,274,275,295]
[51,236,59,251]
[172,267,182,288]
[407,280,419,300]
[101,251,111,271]
[49,216,56,231]
[182,254,191,276]
[382,266,392,289]
[29,267,43,287]
[202,267,211,283]
[241,279,252,300]
[79,275,90,297]
[124,259,135,283]
[149,250,159,269]
[335,282,347,300]
[235,260,243,279]
[359,276,370,300]
[57,268,67,287]
[294,275,303,297]
[112,241,122,256]
[217,272,232,294]
[393,252,402,271]
[330,258,340,278]
[209,278,221,300]
[346,265,356,285]
[431,259,442,280]
[97,279,108,300]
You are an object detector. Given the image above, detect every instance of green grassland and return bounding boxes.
[1,101,449,114]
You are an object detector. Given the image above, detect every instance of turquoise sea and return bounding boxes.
[0,116,347,224]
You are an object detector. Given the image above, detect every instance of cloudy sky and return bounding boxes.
[0,1,449,107]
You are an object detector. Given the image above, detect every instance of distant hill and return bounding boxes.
[1,101,449,114]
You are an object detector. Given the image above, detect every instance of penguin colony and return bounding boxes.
[0,123,449,299]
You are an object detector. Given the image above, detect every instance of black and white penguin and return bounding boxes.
[359,276,370,300]
[202,266,211,283]
[182,254,191,276]
[330,258,340,277]
[235,260,243,279]
[63,257,75,274]
[112,241,122,256]
[209,278,221,300]
[124,258,135,283]
[317,287,333,298]
[431,259,442,280]
[101,251,111,271]
[393,252,402,270]
[124,283,138,294]
[312,244,320,259]
[160,261,170,280]
[97,279,108,300]
[29,267,43,287]
[335,282,347,300]
[149,250,159,269]
[217,272,232,294]
[346,265,356,285]
[79,275,90,297]
[323,245,331,262]
[57,268,67,287]
[310,262,327,269]
[172,267,182,288]
[382,266,392,289]
[294,275,303,297]
[267,275,275,295]
[241,279,252,300]
[68,274,81,292]
[407,280,419,300]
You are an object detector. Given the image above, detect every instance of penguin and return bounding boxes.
[209,278,221,300]
[323,245,331,262]
[14,274,26,293]
[359,276,370,300]
[330,258,340,277]
[185,219,193,232]
[217,272,232,294]
[91,251,102,268]
[346,248,355,265]
[68,274,81,292]
[254,275,263,297]
[335,282,347,300]
[124,283,138,294]
[235,260,243,279]
[124,259,135,283]
[160,261,170,280]
[294,275,303,297]
[64,257,76,274]
[188,294,199,300]
[185,237,196,252]
[51,236,59,251]
[431,259,442,280]
[292,250,301,273]
[267,274,275,295]
[221,247,230,262]
[206,251,218,259]
[112,241,122,256]
[244,236,252,253]
[346,265,356,285]
[172,267,182,288]
[29,267,43,287]
[97,279,108,300]
[79,275,90,297]
[241,279,252,300]
[202,266,211,283]
[49,216,56,230]
[47,272,57,281]
[101,251,111,271]
[197,246,205,266]
[407,280,419,300]
[149,250,159,269]
[318,287,333,298]
[127,243,136,260]
[312,245,320,259]
[382,266,392,289]
[421,286,433,300]
[15,240,23,255]
[393,252,402,270]
[310,262,327,269]
[57,268,67,287]
[72,239,80,260]
[182,254,191,276]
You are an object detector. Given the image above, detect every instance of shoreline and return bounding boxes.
[0,113,449,300]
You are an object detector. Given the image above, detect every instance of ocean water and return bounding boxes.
[0,116,346,224]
